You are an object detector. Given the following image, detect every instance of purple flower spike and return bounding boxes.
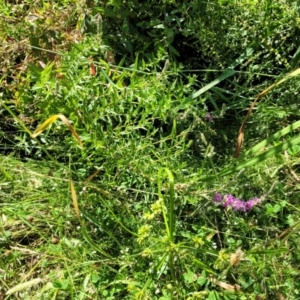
[213,193,261,212]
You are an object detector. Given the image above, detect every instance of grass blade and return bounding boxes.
[81,224,113,258]
[191,69,236,100]
[235,67,300,157]
[32,114,83,147]
[157,168,175,241]
[32,115,59,137]
[70,177,81,222]
[202,133,300,181]
[240,120,300,159]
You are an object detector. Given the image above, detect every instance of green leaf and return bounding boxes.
[208,290,220,300]
[248,248,289,255]
[183,269,197,284]
[193,258,217,275]
[191,69,236,99]
[168,44,180,56]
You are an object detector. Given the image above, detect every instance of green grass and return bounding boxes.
[1,0,300,299]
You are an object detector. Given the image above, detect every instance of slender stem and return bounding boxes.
[157,168,175,242]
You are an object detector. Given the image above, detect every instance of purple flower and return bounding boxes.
[213,193,261,212]
[233,199,246,211]
[214,193,222,202]
[205,113,214,123]
[245,200,254,210]
[226,194,235,206]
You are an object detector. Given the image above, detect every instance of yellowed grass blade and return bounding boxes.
[6,278,42,295]
[32,114,83,147]
[84,169,101,185]
[32,115,59,136]
[234,68,300,158]
[70,177,81,222]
